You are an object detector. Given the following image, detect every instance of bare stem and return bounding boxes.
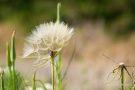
[51,52,56,90]
[57,3,61,23]
[121,67,124,90]
[57,53,62,90]
[32,72,36,90]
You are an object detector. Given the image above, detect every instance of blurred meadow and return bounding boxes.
[0,0,135,90]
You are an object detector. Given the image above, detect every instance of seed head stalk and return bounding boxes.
[32,72,36,90]
[57,53,62,90]
[121,67,124,90]
[56,3,63,90]
[51,51,56,90]
[57,3,61,23]
[119,63,129,90]
[50,3,62,90]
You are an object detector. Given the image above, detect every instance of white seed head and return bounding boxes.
[23,22,73,63]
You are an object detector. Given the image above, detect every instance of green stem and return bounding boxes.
[58,53,62,90]
[57,3,61,23]
[12,65,16,90]
[51,57,56,90]
[121,67,124,90]
[1,72,4,90]
[6,43,13,90]
[32,72,36,90]
[56,3,62,90]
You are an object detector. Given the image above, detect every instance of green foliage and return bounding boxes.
[0,0,135,37]
[128,87,135,90]
[10,31,16,66]
[0,69,25,90]
[0,31,25,90]
[0,70,4,90]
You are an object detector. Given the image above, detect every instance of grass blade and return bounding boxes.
[10,31,16,65]
[10,31,16,90]
[0,69,4,90]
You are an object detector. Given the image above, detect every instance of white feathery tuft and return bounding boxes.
[23,22,73,64]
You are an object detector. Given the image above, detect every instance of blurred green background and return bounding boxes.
[0,0,135,38]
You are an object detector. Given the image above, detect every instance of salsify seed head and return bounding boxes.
[23,22,73,60]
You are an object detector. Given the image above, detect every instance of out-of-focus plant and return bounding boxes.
[104,55,135,90]
[0,67,4,90]
[109,62,134,90]
[0,31,25,90]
